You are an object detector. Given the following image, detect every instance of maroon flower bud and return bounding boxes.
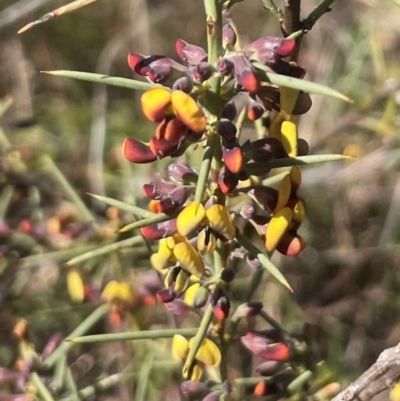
[223,23,237,48]
[218,166,238,194]
[213,296,230,320]
[250,137,288,160]
[172,76,193,93]
[246,255,262,269]
[223,146,243,174]
[176,40,208,64]
[185,129,204,142]
[194,62,214,82]
[133,54,165,76]
[247,101,265,121]
[41,333,63,359]
[231,55,260,93]
[221,102,237,121]
[156,288,177,303]
[255,361,281,376]
[292,92,312,115]
[245,36,296,58]
[143,181,177,200]
[220,267,235,282]
[168,163,198,182]
[253,48,279,67]
[147,64,172,84]
[254,380,278,397]
[180,381,210,400]
[141,219,177,240]
[217,118,237,140]
[237,169,249,181]
[157,186,195,213]
[0,220,11,238]
[216,58,234,77]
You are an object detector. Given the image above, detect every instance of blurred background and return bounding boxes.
[1,0,400,399]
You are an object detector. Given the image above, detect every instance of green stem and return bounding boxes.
[39,155,97,229]
[259,310,286,333]
[0,185,13,219]
[41,304,108,370]
[21,244,98,267]
[261,0,284,22]
[302,0,336,31]
[204,0,223,66]
[287,370,313,394]
[183,304,214,377]
[65,235,143,266]
[194,140,216,205]
[31,372,56,401]
[68,327,199,343]
[119,213,175,233]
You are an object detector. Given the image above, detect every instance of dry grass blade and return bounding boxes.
[18,0,101,34]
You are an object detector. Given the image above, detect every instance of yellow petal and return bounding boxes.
[101,281,136,303]
[275,174,291,212]
[265,207,293,252]
[184,283,201,306]
[206,204,236,240]
[150,251,173,272]
[289,166,301,191]
[67,269,84,303]
[281,118,298,157]
[177,202,207,236]
[173,242,205,278]
[292,200,305,224]
[280,87,300,119]
[175,269,191,293]
[268,112,284,139]
[391,383,400,401]
[171,90,207,133]
[189,337,221,367]
[197,228,216,253]
[172,334,189,360]
[141,88,172,122]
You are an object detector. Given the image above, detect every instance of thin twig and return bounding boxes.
[261,0,284,22]
[302,0,336,31]
[332,343,400,401]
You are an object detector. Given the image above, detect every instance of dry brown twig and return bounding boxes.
[332,343,400,401]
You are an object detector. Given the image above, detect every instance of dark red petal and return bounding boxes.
[140,219,177,240]
[231,55,260,93]
[223,146,243,174]
[149,137,181,157]
[123,138,157,164]
[258,342,291,362]
[176,39,189,60]
[182,44,208,65]
[127,52,145,71]
[142,181,177,200]
[157,186,194,213]
[218,166,238,194]
[168,163,198,182]
[217,118,237,140]
[247,101,265,121]
[134,55,165,76]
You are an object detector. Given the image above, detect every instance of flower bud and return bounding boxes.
[220,267,235,282]
[222,146,243,174]
[143,181,176,200]
[247,101,265,121]
[157,288,177,303]
[180,381,210,400]
[221,102,237,121]
[193,286,209,308]
[216,58,234,77]
[218,166,238,194]
[194,62,214,82]
[172,76,193,93]
[213,296,230,320]
[168,163,198,182]
[255,361,281,376]
[223,23,237,48]
[254,380,278,397]
[217,118,237,140]
[202,390,222,401]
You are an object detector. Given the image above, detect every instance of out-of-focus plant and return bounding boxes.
[0,0,356,400]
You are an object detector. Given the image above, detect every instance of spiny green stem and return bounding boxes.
[287,370,313,394]
[65,235,143,266]
[42,304,108,369]
[39,155,97,229]
[88,193,158,219]
[118,213,175,233]
[183,304,214,376]
[261,0,284,22]
[259,310,287,334]
[68,327,199,343]
[302,0,336,31]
